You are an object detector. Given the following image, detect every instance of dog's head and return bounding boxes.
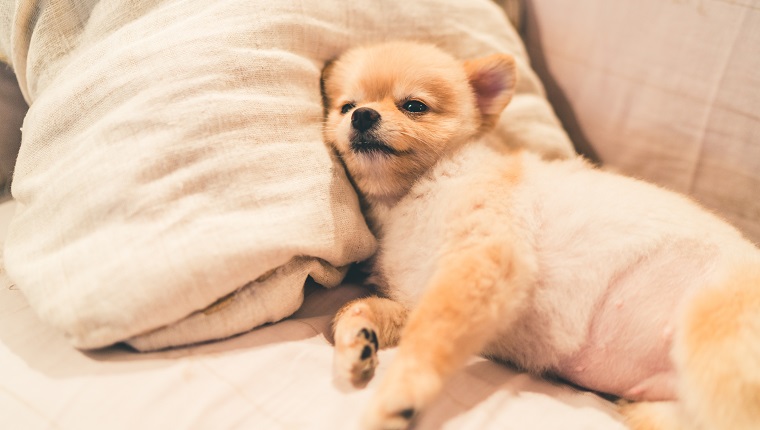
[322,41,516,204]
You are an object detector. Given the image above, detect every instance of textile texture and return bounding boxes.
[0,0,573,350]
[523,0,760,244]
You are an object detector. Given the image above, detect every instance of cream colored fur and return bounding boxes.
[322,41,760,430]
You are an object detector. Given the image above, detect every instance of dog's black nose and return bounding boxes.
[351,107,381,132]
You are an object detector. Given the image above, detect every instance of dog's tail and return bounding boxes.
[673,258,760,430]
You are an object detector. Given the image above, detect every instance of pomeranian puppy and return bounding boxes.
[322,41,760,430]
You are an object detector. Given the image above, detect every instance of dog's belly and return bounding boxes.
[549,242,716,401]
[484,236,716,401]
[481,152,755,400]
[487,154,752,400]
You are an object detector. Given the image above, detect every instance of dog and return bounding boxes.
[321,41,760,430]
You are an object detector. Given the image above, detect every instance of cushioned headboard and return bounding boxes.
[523,0,760,244]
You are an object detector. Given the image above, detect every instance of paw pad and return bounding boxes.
[361,345,373,360]
[334,322,381,388]
[359,327,379,350]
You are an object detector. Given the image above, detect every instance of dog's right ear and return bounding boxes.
[463,54,517,129]
[320,59,337,117]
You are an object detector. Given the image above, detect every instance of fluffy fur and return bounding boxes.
[322,41,760,430]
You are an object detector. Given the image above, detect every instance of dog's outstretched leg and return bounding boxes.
[333,296,408,388]
[619,401,683,430]
[362,241,532,430]
[672,260,760,430]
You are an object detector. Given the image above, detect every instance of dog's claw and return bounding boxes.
[398,408,415,420]
[362,402,417,430]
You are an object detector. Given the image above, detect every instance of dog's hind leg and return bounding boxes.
[333,296,409,388]
[672,260,760,430]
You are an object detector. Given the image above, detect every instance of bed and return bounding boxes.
[2,0,758,428]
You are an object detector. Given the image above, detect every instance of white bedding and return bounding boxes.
[0,200,625,429]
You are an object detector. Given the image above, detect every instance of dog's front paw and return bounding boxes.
[362,359,442,430]
[334,304,380,388]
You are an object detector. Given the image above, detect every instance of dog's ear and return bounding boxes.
[463,54,517,129]
[320,59,337,117]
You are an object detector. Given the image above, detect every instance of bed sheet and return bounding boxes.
[0,200,625,429]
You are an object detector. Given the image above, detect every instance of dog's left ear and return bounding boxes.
[464,54,517,129]
[320,58,338,117]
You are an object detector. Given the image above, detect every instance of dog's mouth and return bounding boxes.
[350,138,399,156]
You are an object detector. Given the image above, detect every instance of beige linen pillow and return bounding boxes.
[523,0,760,244]
[0,0,573,350]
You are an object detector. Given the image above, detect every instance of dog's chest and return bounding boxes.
[368,186,456,308]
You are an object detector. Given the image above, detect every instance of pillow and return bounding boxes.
[0,0,574,350]
[0,66,25,201]
[523,0,760,244]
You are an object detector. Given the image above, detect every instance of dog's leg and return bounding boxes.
[362,242,532,430]
[333,296,409,388]
[619,401,683,430]
[672,260,760,430]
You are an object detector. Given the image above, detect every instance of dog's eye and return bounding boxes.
[340,103,355,115]
[402,100,428,113]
